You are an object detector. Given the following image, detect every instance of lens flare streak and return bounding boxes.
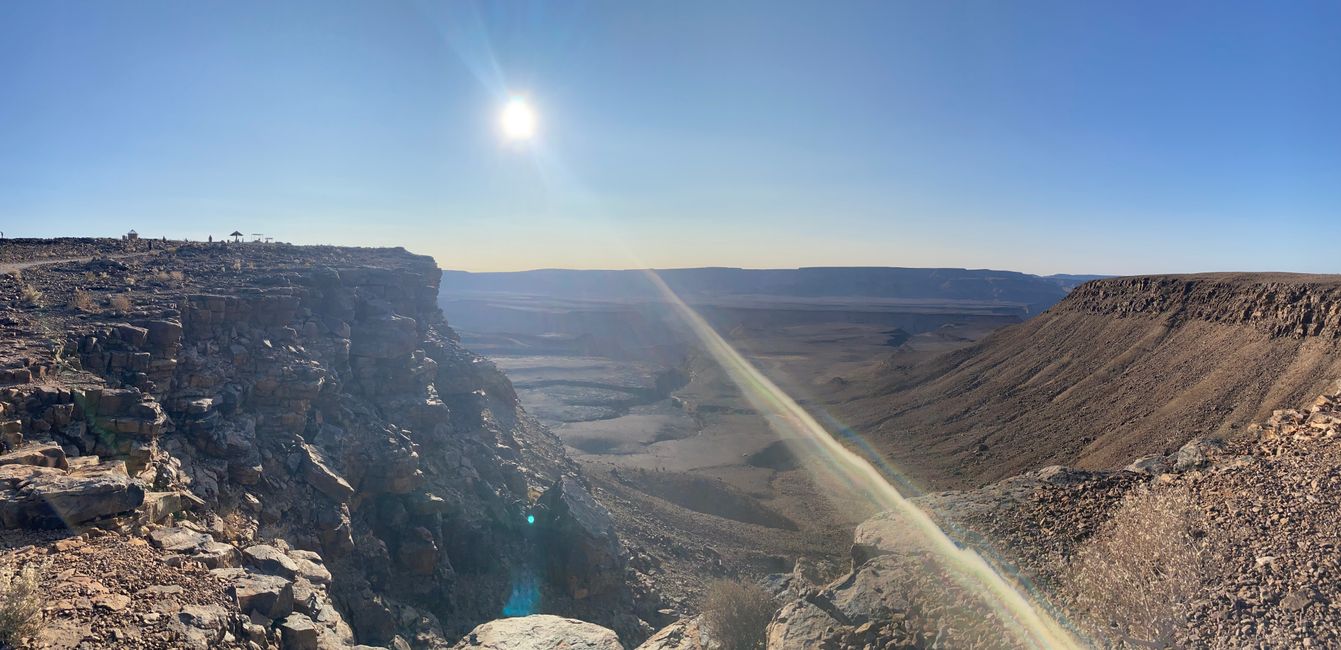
[640,269,1082,649]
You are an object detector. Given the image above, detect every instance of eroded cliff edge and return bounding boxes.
[1061,272,1341,337]
[0,241,657,648]
[834,272,1341,489]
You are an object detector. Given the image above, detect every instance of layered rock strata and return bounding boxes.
[0,242,654,647]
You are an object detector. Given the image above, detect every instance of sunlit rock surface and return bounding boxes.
[450,614,622,650]
[0,240,655,647]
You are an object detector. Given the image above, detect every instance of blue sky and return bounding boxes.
[1,1,1338,274]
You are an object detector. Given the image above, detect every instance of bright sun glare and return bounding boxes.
[500,98,537,141]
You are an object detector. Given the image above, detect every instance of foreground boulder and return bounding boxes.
[452,615,622,650]
[0,459,144,528]
[537,477,626,600]
[0,442,69,470]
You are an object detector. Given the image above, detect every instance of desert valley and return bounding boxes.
[4,2,1337,648]
[2,238,1341,648]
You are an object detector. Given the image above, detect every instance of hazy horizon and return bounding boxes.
[3,1,1339,276]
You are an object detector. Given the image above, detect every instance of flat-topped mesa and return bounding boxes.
[1060,273,1341,338]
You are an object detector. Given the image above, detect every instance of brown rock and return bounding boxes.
[231,572,295,619]
[278,613,321,650]
[0,443,68,470]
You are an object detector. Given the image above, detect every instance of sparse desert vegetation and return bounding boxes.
[18,284,42,307]
[69,289,98,313]
[107,293,132,312]
[1062,486,1223,647]
[0,563,44,649]
[701,579,778,650]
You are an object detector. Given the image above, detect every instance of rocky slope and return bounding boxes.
[757,382,1341,648]
[0,240,657,648]
[834,272,1341,489]
[507,383,1341,649]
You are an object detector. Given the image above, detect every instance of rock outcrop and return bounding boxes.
[0,456,144,528]
[1064,273,1341,337]
[0,242,653,647]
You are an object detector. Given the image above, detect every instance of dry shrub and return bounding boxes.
[701,579,778,650]
[18,284,41,306]
[108,294,132,312]
[1062,485,1220,648]
[70,290,98,312]
[0,563,43,647]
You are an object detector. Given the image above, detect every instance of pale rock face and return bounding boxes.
[635,615,717,650]
[450,614,623,650]
[148,526,213,553]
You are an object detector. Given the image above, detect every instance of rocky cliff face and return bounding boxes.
[1061,273,1341,338]
[0,242,654,648]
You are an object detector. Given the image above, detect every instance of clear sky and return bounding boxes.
[2,1,1338,275]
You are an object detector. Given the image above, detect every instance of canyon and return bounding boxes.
[438,267,1070,608]
[5,241,1341,649]
[444,267,1341,648]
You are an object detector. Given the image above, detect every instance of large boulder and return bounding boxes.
[242,544,332,584]
[148,527,213,553]
[536,477,626,600]
[300,443,354,502]
[278,613,320,650]
[0,461,144,528]
[451,615,622,650]
[0,443,68,470]
[167,603,242,648]
[137,319,183,350]
[229,572,295,619]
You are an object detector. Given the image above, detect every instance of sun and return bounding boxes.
[500,98,537,141]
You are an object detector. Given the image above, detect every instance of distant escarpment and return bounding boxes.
[0,241,656,648]
[1063,273,1341,338]
[442,266,1089,313]
[836,273,1341,489]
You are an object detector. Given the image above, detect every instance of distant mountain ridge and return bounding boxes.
[441,267,1105,313]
